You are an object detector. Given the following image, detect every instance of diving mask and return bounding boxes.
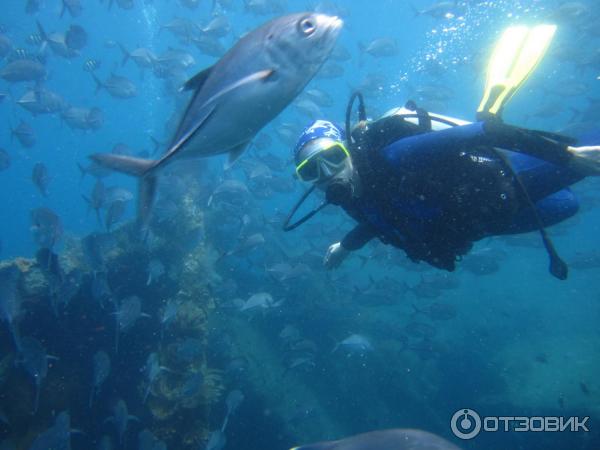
[295,139,350,183]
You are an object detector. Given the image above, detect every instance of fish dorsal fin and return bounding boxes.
[181,66,214,92]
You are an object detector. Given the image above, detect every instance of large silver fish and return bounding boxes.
[90,12,342,223]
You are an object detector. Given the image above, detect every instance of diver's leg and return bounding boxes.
[566,145,600,175]
[511,157,584,202]
[485,120,600,175]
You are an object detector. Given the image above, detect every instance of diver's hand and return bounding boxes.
[323,242,349,269]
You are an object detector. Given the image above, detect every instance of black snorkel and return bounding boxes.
[282,92,367,232]
[282,184,328,231]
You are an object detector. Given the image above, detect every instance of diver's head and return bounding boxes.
[293,120,352,191]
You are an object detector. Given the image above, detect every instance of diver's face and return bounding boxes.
[315,157,353,191]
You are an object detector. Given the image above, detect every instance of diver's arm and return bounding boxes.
[341,223,376,251]
[324,224,376,269]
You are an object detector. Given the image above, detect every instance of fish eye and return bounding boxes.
[298,17,316,36]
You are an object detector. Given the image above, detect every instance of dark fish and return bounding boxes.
[205,430,226,450]
[81,232,116,273]
[0,34,12,58]
[146,258,165,285]
[199,16,230,38]
[154,48,196,71]
[26,32,44,47]
[91,13,342,225]
[412,1,465,19]
[61,0,83,17]
[193,35,227,58]
[221,390,244,432]
[30,207,62,249]
[36,21,79,59]
[404,321,436,339]
[178,371,204,398]
[290,428,462,450]
[333,334,373,354]
[159,18,197,43]
[173,337,203,363]
[220,233,265,259]
[89,350,110,407]
[50,267,81,315]
[330,44,351,61]
[92,73,137,99]
[304,87,334,108]
[0,149,10,171]
[26,0,41,14]
[29,411,74,450]
[78,161,112,181]
[83,58,101,72]
[6,48,46,64]
[18,336,54,413]
[358,37,399,58]
[0,59,46,82]
[82,179,106,223]
[141,352,164,403]
[244,0,286,15]
[580,382,590,396]
[65,25,87,50]
[110,0,135,10]
[32,162,50,196]
[179,0,200,9]
[138,429,166,450]
[115,296,145,352]
[17,88,67,115]
[159,299,180,338]
[0,265,21,349]
[105,201,127,231]
[104,186,133,204]
[91,272,112,306]
[106,399,138,445]
[62,106,104,130]
[412,302,457,321]
[315,60,344,79]
[118,44,156,69]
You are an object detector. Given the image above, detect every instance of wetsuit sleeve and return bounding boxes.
[341,223,376,251]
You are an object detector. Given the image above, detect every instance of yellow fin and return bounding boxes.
[478,24,557,118]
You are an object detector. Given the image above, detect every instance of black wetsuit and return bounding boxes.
[334,113,583,271]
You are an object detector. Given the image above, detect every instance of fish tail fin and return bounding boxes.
[118,42,130,66]
[89,153,158,226]
[92,74,103,94]
[36,20,47,42]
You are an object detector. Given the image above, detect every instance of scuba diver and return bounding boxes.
[283,24,600,279]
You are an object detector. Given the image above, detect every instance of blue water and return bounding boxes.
[1,1,599,449]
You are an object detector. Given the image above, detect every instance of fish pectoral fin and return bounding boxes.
[203,69,275,106]
[225,142,249,169]
[180,65,214,92]
[160,105,218,168]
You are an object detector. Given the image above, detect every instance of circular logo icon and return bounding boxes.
[451,408,482,440]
